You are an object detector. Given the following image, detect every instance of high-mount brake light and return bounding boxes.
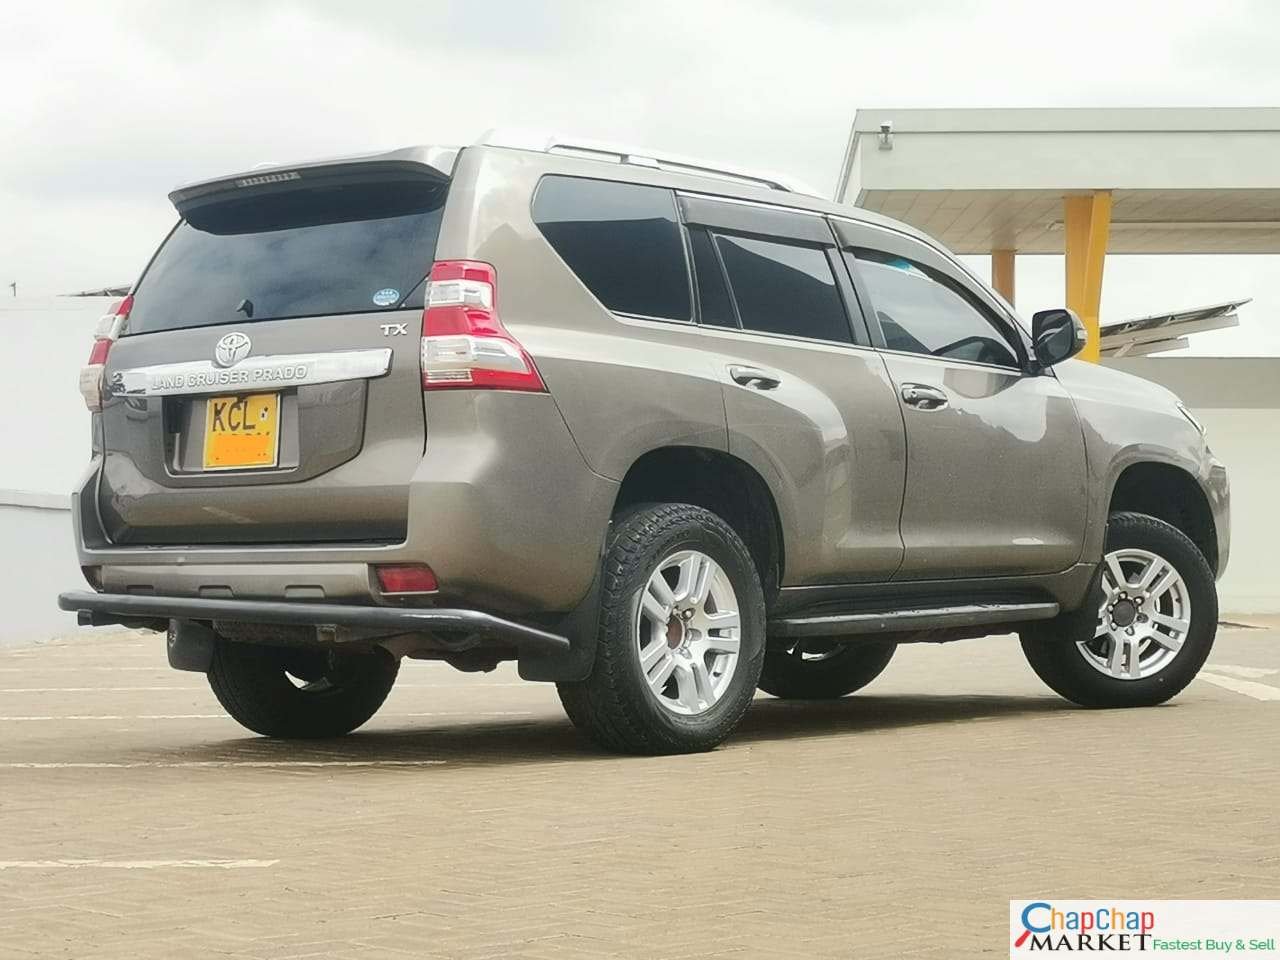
[79,296,132,412]
[420,261,545,392]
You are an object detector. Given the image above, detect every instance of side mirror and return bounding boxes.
[1032,308,1087,368]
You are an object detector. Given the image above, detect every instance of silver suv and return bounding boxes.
[60,133,1230,754]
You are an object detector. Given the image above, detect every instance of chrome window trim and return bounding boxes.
[617,310,880,356]
[614,311,696,326]
[873,345,1022,374]
[675,190,827,218]
[109,348,393,398]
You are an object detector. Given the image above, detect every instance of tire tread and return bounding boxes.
[208,641,398,738]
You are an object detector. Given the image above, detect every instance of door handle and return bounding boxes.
[728,365,782,390]
[899,383,948,411]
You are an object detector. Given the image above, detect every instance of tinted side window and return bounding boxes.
[688,228,736,327]
[715,235,851,343]
[532,176,690,320]
[852,250,1019,367]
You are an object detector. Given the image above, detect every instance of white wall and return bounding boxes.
[1,296,103,493]
[0,500,85,645]
[0,297,105,646]
[1106,357,1280,613]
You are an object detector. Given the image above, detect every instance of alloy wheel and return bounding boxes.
[1078,547,1192,680]
[635,550,742,716]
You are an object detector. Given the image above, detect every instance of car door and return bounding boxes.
[677,195,906,585]
[834,219,1088,580]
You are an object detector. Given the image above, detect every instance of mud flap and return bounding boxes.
[167,619,217,673]
[517,569,602,683]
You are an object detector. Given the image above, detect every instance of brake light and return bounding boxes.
[420,261,545,391]
[79,296,132,412]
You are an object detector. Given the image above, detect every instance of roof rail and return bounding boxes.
[475,129,817,196]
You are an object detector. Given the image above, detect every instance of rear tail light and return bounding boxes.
[374,564,439,595]
[420,261,545,392]
[79,296,132,412]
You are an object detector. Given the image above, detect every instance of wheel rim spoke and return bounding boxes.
[644,578,674,622]
[1107,634,1127,677]
[640,638,669,672]
[1150,611,1190,636]
[1103,554,1128,594]
[690,609,740,635]
[689,658,717,708]
[674,662,702,712]
[675,554,709,605]
[647,652,677,693]
[1148,567,1180,601]
[702,633,740,655]
[1148,630,1183,653]
[640,590,669,628]
[1126,637,1142,678]
[1134,556,1166,593]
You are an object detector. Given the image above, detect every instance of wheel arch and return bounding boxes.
[612,445,785,608]
[1107,460,1219,574]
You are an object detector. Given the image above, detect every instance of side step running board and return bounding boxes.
[768,602,1060,639]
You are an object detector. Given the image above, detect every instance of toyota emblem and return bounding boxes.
[213,332,252,368]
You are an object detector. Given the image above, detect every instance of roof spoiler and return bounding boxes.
[167,145,459,217]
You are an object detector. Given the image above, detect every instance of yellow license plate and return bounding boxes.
[202,393,280,470]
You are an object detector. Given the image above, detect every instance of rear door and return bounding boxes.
[98,167,447,545]
[835,219,1088,579]
[679,196,906,585]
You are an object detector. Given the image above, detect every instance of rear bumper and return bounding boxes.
[72,390,620,615]
[57,590,569,657]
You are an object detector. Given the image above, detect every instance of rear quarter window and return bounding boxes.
[532,176,691,321]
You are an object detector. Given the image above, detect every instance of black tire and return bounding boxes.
[1020,511,1217,708]
[758,639,895,699]
[208,640,399,738]
[557,503,766,755]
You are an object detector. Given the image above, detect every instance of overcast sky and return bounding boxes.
[4,0,1280,353]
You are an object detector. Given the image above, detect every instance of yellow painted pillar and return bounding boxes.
[1063,192,1112,362]
[991,249,1016,306]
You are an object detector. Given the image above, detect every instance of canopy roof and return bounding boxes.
[836,108,1280,254]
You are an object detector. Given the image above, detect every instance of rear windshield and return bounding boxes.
[125,179,446,335]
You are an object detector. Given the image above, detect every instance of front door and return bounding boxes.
[840,233,1088,579]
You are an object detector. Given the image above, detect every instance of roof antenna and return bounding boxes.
[7,282,14,298]
[236,298,254,318]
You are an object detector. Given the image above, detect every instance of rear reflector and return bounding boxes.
[80,296,132,412]
[374,564,439,595]
[421,260,545,392]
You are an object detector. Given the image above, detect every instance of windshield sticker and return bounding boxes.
[372,288,400,307]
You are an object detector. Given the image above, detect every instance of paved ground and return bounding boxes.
[1,621,1277,959]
